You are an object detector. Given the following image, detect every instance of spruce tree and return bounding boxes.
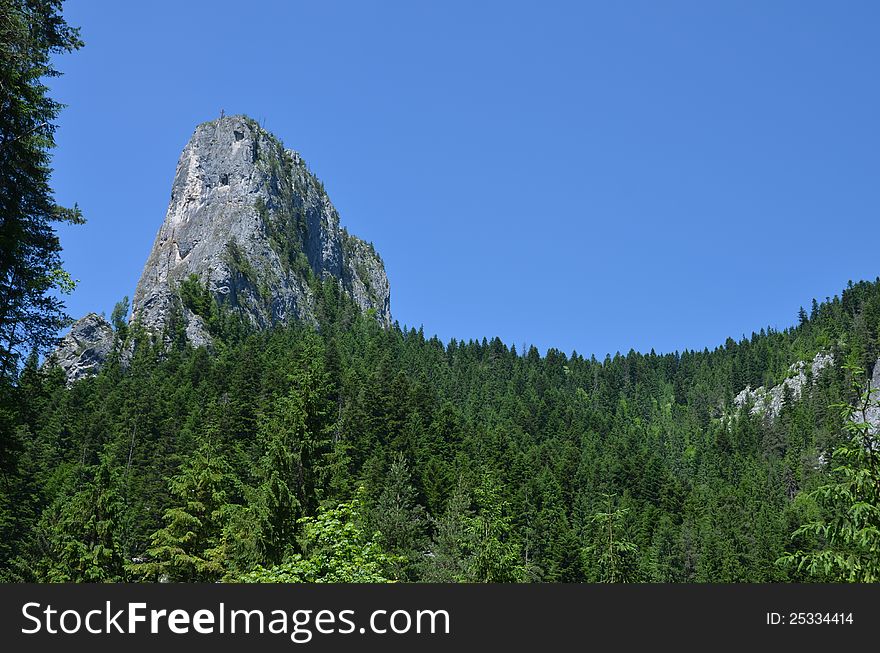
[422,481,473,582]
[134,429,233,582]
[38,454,124,582]
[467,477,523,582]
[373,452,428,580]
[583,493,639,583]
[256,389,306,564]
[0,0,83,576]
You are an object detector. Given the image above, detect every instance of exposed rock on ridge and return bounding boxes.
[131,115,391,345]
[734,351,834,419]
[48,313,114,384]
[734,352,880,437]
[858,358,880,436]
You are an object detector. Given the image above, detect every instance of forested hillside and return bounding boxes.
[2,274,880,583]
[3,0,879,588]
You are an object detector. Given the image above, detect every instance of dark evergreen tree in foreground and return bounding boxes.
[0,0,83,576]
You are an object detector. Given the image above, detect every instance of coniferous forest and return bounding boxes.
[2,1,879,584]
[2,275,880,583]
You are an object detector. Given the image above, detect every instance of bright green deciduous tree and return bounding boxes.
[240,488,398,583]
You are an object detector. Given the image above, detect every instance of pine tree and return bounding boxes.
[0,0,83,576]
[467,476,524,582]
[285,334,334,511]
[110,296,129,338]
[798,306,809,326]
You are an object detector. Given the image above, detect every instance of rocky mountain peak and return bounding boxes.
[50,115,392,382]
[130,114,391,345]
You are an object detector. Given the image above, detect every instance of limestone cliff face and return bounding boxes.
[131,115,390,345]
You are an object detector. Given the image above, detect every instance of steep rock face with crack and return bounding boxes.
[130,115,391,345]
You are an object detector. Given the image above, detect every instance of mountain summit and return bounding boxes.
[131,115,390,345]
[51,116,391,379]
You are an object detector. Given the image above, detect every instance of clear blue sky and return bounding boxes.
[49,0,880,358]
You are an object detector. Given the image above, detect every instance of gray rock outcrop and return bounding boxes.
[131,114,391,344]
[856,358,880,436]
[734,351,834,419]
[48,313,115,384]
[734,352,880,439]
